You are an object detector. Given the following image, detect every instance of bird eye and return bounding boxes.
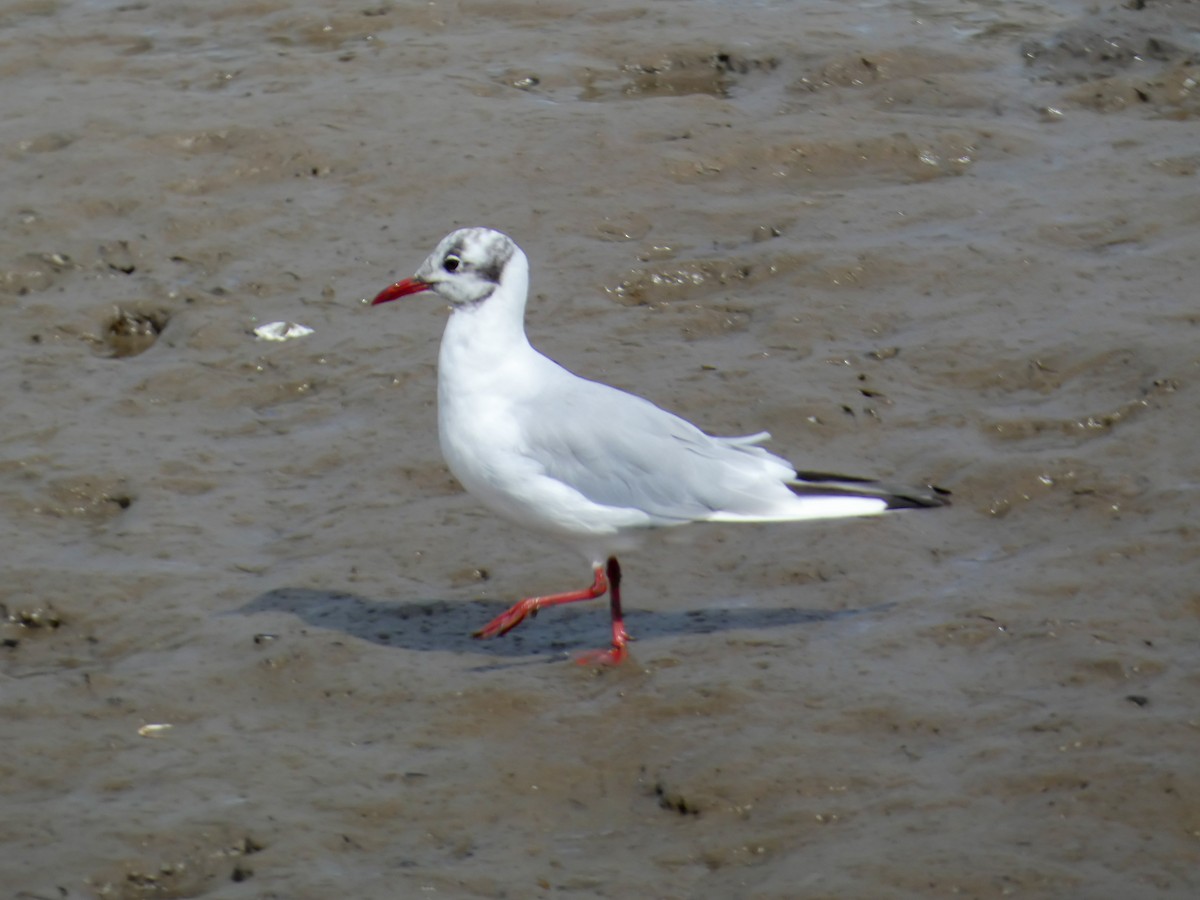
[443,255,461,273]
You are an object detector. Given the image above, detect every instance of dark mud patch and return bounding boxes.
[1021,7,1200,85]
[88,833,265,900]
[1,600,63,651]
[1065,62,1200,116]
[1021,4,1200,116]
[34,475,135,520]
[794,48,987,93]
[580,48,780,100]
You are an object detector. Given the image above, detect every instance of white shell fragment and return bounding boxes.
[137,723,173,738]
[253,321,315,342]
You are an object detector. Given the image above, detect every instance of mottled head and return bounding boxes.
[372,227,521,308]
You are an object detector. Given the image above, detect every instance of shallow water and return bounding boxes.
[2,0,1198,897]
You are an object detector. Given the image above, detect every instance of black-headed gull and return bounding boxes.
[372,227,947,665]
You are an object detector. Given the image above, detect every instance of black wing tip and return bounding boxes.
[793,470,952,510]
[884,486,952,510]
[793,469,877,485]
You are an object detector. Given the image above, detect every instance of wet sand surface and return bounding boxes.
[3,0,1199,897]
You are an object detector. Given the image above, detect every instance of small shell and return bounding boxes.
[137,723,173,738]
[253,321,315,342]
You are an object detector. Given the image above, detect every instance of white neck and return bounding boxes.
[437,247,538,388]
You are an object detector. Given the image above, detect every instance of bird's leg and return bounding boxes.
[575,556,630,667]
[473,564,608,640]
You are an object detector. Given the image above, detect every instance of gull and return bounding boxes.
[371,227,947,665]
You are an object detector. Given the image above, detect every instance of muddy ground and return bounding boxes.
[2,0,1198,897]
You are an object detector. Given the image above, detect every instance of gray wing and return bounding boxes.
[514,374,795,523]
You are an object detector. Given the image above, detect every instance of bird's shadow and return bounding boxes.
[234,588,894,666]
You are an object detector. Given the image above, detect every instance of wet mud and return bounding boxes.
[2,0,1198,897]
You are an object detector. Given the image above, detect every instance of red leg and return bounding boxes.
[575,557,630,667]
[473,564,608,640]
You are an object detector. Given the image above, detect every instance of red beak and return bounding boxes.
[371,277,431,306]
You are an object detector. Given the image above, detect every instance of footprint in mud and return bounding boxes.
[102,306,171,358]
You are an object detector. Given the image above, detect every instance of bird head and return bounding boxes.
[372,227,519,308]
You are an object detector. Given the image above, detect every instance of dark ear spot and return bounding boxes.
[479,257,505,284]
[477,234,514,284]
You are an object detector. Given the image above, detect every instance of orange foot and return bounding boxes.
[473,598,539,639]
[574,645,626,666]
[574,624,631,667]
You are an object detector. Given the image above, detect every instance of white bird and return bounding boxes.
[371,227,947,665]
